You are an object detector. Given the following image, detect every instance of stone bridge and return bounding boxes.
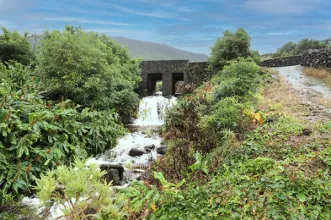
[138,60,213,96]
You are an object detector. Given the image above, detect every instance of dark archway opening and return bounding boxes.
[172,73,184,96]
[147,73,163,95]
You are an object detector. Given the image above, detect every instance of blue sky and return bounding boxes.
[0,0,330,55]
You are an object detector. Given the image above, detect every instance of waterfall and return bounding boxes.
[88,94,176,166]
[24,94,177,219]
[134,93,177,126]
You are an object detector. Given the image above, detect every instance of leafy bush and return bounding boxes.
[160,59,264,182]
[0,63,126,197]
[0,28,34,65]
[36,26,141,116]
[122,172,185,219]
[146,157,331,219]
[209,28,257,71]
[35,158,125,220]
[273,38,329,58]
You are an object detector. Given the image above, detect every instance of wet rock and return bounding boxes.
[157,146,167,155]
[129,148,145,156]
[144,144,156,152]
[302,128,313,136]
[100,164,124,186]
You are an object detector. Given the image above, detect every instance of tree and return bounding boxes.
[273,38,329,58]
[209,28,251,71]
[0,28,34,65]
[36,26,141,116]
[273,42,297,58]
[296,38,326,54]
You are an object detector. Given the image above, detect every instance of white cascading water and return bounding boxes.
[24,94,176,219]
[134,92,177,126]
[88,93,176,166]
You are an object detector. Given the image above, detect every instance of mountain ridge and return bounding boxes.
[111,36,208,62]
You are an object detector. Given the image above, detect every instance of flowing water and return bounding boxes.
[23,93,176,219]
[88,92,176,167]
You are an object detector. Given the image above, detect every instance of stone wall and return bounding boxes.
[140,60,189,96]
[139,60,215,96]
[301,49,331,69]
[260,55,302,67]
[187,62,215,84]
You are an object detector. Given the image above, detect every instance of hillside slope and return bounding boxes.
[28,35,208,62]
[112,37,208,62]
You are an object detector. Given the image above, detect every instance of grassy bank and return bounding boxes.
[122,62,331,219]
[304,67,331,88]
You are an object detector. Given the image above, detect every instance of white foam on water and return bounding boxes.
[134,95,177,126]
[25,94,177,219]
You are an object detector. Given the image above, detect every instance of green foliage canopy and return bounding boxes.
[36,26,142,116]
[0,28,34,65]
[0,63,126,197]
[209,28,252,71]
[273,38,329,58]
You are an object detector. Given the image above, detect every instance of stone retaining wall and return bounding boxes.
[301,49,331,69]
[260,49,331,69]
[260,55,302,67]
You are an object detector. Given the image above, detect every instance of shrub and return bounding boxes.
[160,59,264,181]
[209,59,262,103]
[0,63,126,197]
[35,158,125,220]
[36,26,141,116]
[0,28,34,65]
[272,38,329,58]
[209,28,260,71]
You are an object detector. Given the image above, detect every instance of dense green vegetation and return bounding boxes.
[118,31,331,219]
[209,28,260,71]
[269,38,330,58]
[0,28,34,65]
[1,25,331,219]
[0,62,126,198]
[36,26,141,116]
[122,64,331,219]
[0,27,140,212]
[35,158,125,219]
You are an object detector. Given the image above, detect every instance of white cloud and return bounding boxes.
[45,17,132,26]
[245,0,319,14]
[178,7,195,13]
[266,30,300,36]
[111,4,172,18]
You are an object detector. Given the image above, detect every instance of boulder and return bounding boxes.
[157,146,167,155]
[144,144,156,152]
[129,148,145,156]
[100,164,124,186]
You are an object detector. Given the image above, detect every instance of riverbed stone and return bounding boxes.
[129,148,145,156]
[100,164,124,186]
[144,144,156,152]
[157,146,167,155]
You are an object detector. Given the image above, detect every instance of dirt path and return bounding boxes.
[274,65,331,122]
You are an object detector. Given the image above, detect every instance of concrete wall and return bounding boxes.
[301,49,331,69]
[260,55,302,67]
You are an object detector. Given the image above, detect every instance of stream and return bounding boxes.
[22,92,176,219]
